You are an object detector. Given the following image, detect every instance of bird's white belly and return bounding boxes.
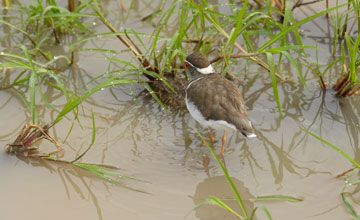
[185,96,236,131]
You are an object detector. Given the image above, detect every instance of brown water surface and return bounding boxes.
[0,1,359,220]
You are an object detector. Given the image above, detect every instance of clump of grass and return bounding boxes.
[316,0,360,96]
[19,0,91,41]
[333,33,360,96]
[6,124,63,156]
[6,105,146,192]
[1,35,141,190]
[76,0,344,115]
[1,0,91,53]
[329,0,348,53]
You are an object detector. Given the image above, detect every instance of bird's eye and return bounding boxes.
[183,62,191,69]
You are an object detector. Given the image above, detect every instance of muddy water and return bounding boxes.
[0,1,359,220]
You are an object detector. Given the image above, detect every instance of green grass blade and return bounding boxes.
[322,56,345,78]
[73,163,143,181]
[282,0,290,32]
[127,28,147,51]
[265,0,271,31]
[75,48,117,54]
[279,0,291,68]
[259,205,273,220]
[0,19,36,45]
[250,195,303,202]
[12,89,31,111]
[46,71,69,100]
[36,82,59,114]
[258,3,347,52]
[289,11,305,55]
[225,0,248,58]
[63,111,77,143]
[141,82,167,112]
[177,0,188,47]
[202,12,230,39]
[29,73,36,124]
[196,131,248,219]
[44,55,71,67]
[266,52,282,116]
[265,45,316,53]
[21,46,37,123]
[303,129,360,169]
[239,13,269,36]
[281,51,308,89]
[349,179,360,186]
[345,33,354,75]
[186,196,243,219]
[250,206,259,220]
[201,196,243,218]
[71,109,96,163]
[73,163,148,193]
[72,164,115,183]
[345,32,360,82]
[341,193,360,220]
[9,70,28,87]
[54,78,135,125]
[104,57,138,69]
[1,52,48,71]
[88,163,122,170]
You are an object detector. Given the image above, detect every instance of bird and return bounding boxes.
[184,52,256,155]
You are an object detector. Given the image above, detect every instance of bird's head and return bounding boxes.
[184,52,215,80]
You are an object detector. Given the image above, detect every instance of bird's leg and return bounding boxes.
[209,128,215,143]
[201,128,215,146]
[220,130,226,156]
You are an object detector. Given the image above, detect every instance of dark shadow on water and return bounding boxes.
[192,175,256,220]
[338,96,360,206]
[340,97,360,162]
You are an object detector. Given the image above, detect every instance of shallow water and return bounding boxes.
[1,1,359,220]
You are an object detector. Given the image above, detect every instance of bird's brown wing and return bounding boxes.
[187,76,216,119]
[187,74,254,134]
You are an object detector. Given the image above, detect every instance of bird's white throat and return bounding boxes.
[196,65,215,74]
[185,59,215,74]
